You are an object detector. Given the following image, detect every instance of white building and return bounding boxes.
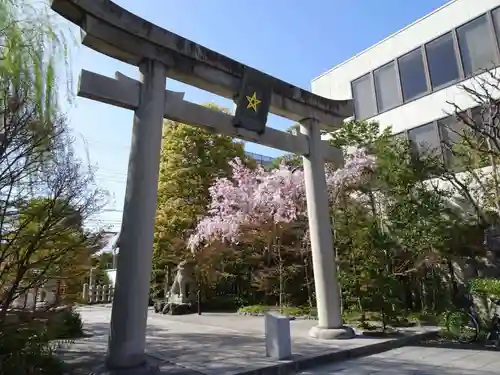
[312,0,500,168]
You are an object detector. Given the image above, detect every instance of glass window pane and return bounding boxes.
[457,15,498,77]
[438,115,467,168]
[491,8,500,52]
[472,105,499,146]
[440,115,467,145]
[409,123,442,159]
[425,32,460,89]
[398,49,428,101]
[471,105,500,134]
[352,74,377,120]
[373,62,401,112]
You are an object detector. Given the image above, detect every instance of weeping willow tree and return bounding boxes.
[0,3,98,373]
[0,0,104,322]
[0,0,71,124]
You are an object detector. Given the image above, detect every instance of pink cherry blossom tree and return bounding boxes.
[188,147,376,251]
[188,148,376,307]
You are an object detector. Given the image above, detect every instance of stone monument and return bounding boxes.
[160,260,196,315]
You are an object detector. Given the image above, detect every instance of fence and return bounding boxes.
[82,283,114,304]
[10,287,62,310]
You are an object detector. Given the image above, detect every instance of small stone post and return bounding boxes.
[89,267,96,304]
[265,312,291,359]
[300,118,354,340]
[96,285,102,303]
[106,59,167,370]
[89,267,96,287]
[82,283,89,304]
[103,285,109,303]
[108,285,114,302]
[90,285,96,304]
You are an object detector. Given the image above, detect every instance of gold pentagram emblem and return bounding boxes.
[246,92,261,112]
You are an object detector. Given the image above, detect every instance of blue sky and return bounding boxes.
[59,0,449,231]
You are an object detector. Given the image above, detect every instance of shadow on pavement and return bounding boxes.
[416,339,500,352]
[300,349,499,375]
[61,312,438,375]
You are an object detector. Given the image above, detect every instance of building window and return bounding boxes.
[373,62,401,112]
[491,7,500,51]
[352,74,377,120]
[438,115,467,168]
[457,15,498,78]
[398,48,428,102]
[409,122,442,159]
[471,105,496,151]
[425,32,460,90]
[349,9,500,117]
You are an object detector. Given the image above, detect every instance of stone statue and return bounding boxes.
[168,260,194,302]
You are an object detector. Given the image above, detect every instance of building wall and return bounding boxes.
[311,0,500,281]
[312,0,500,134]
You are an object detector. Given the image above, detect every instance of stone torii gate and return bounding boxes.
[51,0,355,372]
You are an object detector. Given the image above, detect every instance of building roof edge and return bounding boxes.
[310,0,458,84]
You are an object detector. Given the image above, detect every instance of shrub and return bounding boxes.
[204,295,244,311]
[0,322,66,375]
[237,305,318,317]
[237,305,270,315]
[470,278,500,298]
[53,307,84,339]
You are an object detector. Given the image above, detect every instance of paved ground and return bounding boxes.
[299,345,500,375]
[58,305,437,375]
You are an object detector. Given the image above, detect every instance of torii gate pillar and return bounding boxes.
[300,118,354,339]
[106,60,166,370]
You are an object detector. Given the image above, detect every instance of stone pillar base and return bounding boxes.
[309,325,356,340]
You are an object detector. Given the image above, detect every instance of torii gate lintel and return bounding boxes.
[51,0,352,130]
[78,69,343,162]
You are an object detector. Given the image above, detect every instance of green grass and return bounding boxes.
[237,305,317,317]
[237,305,444,328]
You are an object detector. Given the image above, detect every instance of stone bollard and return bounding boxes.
[90,285,96,304]
[265,312,292,360]
[103,285,109,302]
[82,283,89,304]
[108,285,114,302]
[96,285,102,303]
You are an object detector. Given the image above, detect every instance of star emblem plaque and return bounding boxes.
[233,67,272,135]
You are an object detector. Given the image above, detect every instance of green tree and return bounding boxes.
[1,198,102,312]
[91,252,113,285]
[153,105,247,296]
[266,154,302,170]
[0,1,102,373]
[329,120,476,325]
[0,0,72,123]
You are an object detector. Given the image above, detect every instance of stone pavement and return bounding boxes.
[299,345,500,375]
[58,305,438,375]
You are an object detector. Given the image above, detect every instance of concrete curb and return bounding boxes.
[224,329,439,375]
